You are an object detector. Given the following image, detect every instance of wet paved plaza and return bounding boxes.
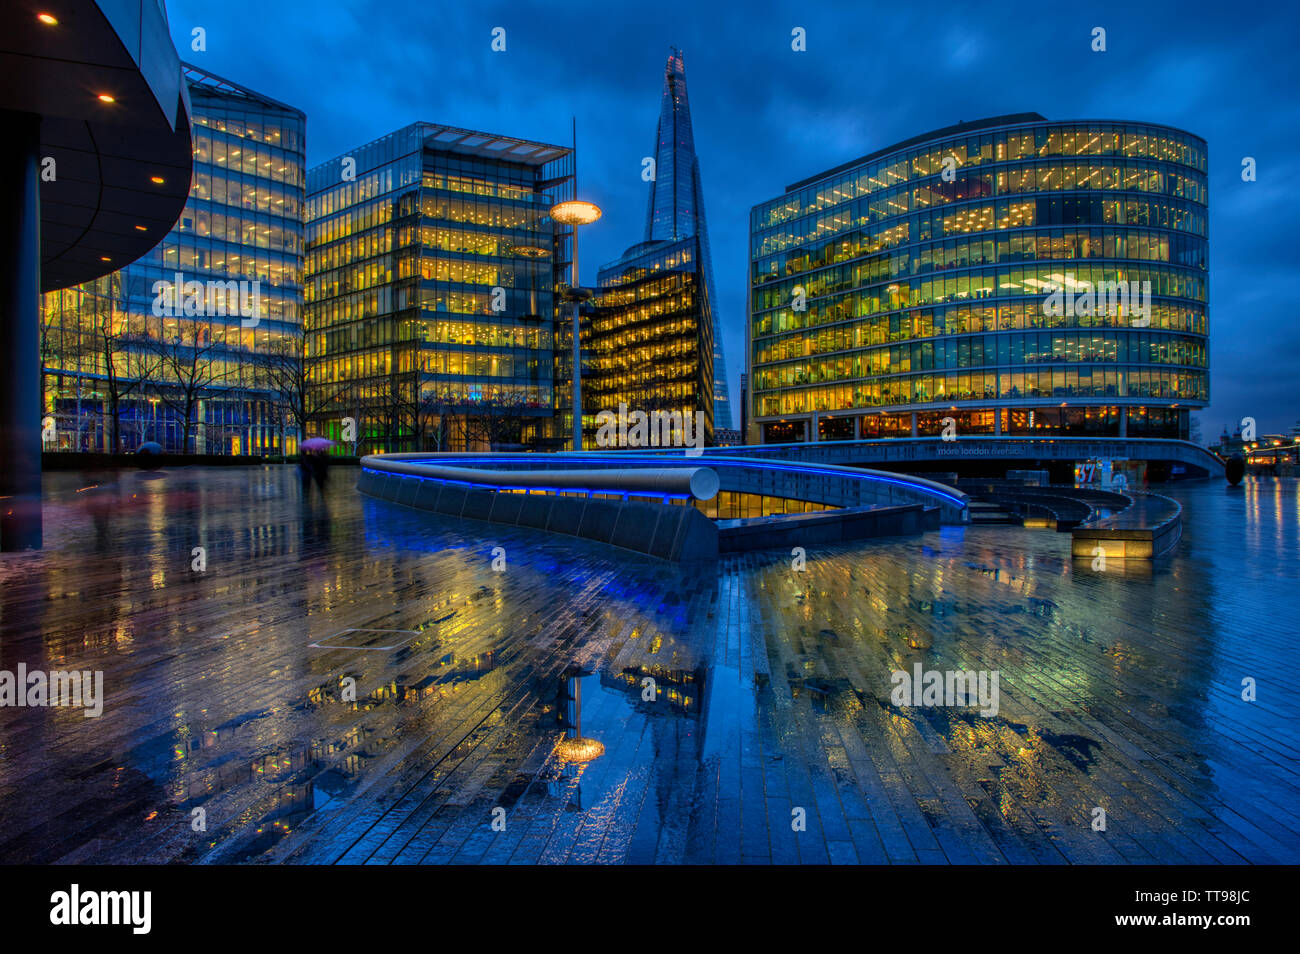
[1,466,1297,864]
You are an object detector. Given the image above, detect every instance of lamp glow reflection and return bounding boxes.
[555,671,604,764]
[554,735,605,763]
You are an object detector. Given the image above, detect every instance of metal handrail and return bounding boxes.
[361,456,720,501]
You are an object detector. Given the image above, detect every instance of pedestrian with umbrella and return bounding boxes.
[300,437,334,492]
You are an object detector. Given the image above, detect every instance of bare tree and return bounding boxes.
[373,369,419,453]
[474,392,535,451]
[58,277,160,453]
[142,322,232,453]
[257,338,308,440]
[305,375,361,453]
[416,389,456,451]
[432,391,536,452]
[366,366,460,454]
[252,335,352,453]
[39,301,66,449]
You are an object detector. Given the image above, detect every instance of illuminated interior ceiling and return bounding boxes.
[422,125,567,165]
[0,0,194,291]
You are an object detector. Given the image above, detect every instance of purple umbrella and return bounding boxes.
[300,437,335,452]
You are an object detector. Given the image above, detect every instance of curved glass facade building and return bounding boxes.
[41,64,305,455]
[748,114,1207,444]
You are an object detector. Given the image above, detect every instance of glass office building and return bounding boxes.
[304,123,574,452]
[589,237,715,444]
[587,48,720,445]
[749,114,1208,444]
[40,65,306,454]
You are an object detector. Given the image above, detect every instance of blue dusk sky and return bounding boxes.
[166,0,1300,437]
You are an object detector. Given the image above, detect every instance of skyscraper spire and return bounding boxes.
[642,47,733,428]
[645,48,700,243]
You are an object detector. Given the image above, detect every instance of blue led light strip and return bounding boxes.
[361,467,692,501]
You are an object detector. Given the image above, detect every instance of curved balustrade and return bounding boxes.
[364,454,720,500]
[357,451,970,560]
[366,451,968,523]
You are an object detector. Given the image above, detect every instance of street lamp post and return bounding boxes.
[549,199,601,452]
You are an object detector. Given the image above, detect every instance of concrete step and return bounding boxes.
[970,513,1019,524]
[968,501,1019,524]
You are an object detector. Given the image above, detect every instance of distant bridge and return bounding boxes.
[697,436,1225,480]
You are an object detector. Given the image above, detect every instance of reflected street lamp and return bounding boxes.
[554,670,604,765]
[551,199,602,451]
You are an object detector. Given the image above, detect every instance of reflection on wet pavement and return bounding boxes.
[1,467,1296,863]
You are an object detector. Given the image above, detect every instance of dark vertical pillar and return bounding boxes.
[571,227,582,453]
[0,110,42,550]
[739,372,748,445]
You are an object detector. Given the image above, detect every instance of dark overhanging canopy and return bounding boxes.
[0,0,192,551]
[0,0,194,292]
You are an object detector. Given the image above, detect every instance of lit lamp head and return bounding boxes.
[550,200,602,226]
